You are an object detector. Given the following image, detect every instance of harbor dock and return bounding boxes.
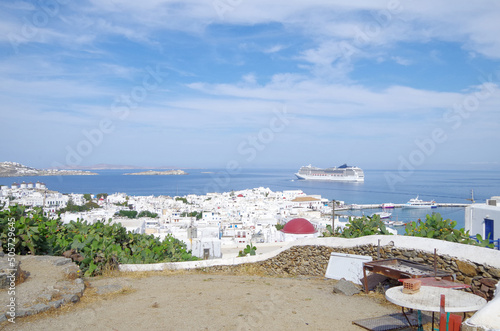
[340,203,470,210]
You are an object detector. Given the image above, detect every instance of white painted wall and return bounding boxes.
[119,235,500,272]
[465,202,500,242]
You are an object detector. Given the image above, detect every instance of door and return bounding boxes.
[484,218,494,242]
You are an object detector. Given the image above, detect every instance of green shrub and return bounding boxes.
[340,214,392,238]
[1,205,198,277]
[404,213,493,247]
[238,243,257,257]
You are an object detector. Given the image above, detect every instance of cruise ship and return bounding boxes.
[294,164,364,182]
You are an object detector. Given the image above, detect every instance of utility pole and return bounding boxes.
[331,199,336,231]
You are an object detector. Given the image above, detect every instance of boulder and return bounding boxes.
[456,260,478,277]
[332,279,360,296]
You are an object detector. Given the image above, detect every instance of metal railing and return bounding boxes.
[470,235,500,250]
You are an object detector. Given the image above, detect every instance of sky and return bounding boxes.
[1,0,500,170]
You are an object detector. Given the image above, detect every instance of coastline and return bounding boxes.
[0,172,98,178]
[123,170,187,176]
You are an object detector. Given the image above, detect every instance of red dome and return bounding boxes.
[281,218,316,234]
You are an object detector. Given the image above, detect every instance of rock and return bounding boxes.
[63,264,81,279]
[49,299,64,309]
[16,308,34,318]
[31,303,51,314]
[332,279,360,296]
[455,260,478,277]
[464,277,473,285]
[413,257,425,263]
[52,257,72,266]
[54,280,73,291]
[480,284,490,293]
[0,257,21,289]
[38,293,53,301]
[62,294,80,304]
[488,267,500,278]
[0,313,6,323]
[479,278,498,288]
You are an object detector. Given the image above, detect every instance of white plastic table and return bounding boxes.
[385,286,487,313]
[386,286,487,329]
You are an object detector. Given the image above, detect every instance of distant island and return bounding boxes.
[123,170,188,176]
[0,162,98,177]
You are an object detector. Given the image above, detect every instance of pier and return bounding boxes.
[343,203,470,210]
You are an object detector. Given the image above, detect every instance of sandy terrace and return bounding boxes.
[3,270,401,331]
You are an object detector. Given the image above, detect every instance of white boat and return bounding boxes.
[371,212,392,219]
[295,164,364,182]
[404,196,437,208]
[381,203,395,209]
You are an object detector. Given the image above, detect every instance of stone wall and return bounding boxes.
[208,244,500,300]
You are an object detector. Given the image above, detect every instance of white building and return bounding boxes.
[465,196,500,246]
[113,218,146,234]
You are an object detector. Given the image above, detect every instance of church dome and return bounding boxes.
[281,218,316,234]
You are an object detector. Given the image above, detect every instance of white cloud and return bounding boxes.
[263,44,286,53]
[242,73,257,84]
[391,56,412,66]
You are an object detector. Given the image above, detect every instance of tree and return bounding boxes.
[175,197,188,204]
[138,211,159,218]
[115,210,138,218]
[83,194,92,202]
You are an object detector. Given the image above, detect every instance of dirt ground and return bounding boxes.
[3,269,401,331]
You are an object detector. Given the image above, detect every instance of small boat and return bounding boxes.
[371,212,392,219]
[381,203,395,209]
[404,196,437,208]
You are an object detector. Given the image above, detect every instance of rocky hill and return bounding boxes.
[0,162,98,177]
[123,169,187,175]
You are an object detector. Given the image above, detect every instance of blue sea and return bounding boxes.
[2,169,499,232]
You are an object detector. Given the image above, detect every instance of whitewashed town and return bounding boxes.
[0,182,349,259]
[2,181,500,261]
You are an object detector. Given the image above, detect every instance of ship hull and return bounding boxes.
[294,173,364,182]
[403,204,437,208]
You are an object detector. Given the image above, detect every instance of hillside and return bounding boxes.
[0,162,98,177]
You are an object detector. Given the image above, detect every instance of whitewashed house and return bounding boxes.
[465,196,500,247]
